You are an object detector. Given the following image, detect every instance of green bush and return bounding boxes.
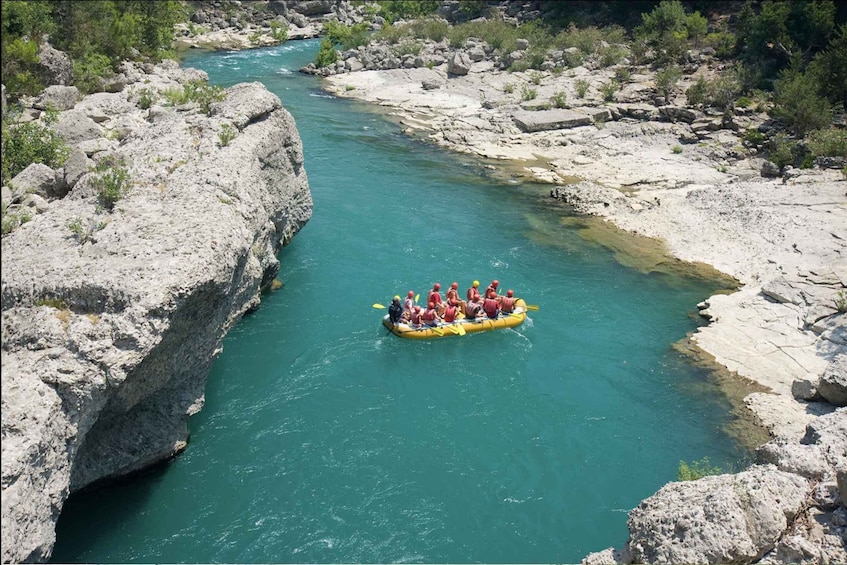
[598,45,626,68]
[686,76,708,106]
[73,53,114,94]
[678,457,722,481]
[521,85,537,101]
[806,127,847,158]
[636,0,691,65]
[705,31,737,59]
[600,80,618,102]
[767,133,801,169]
[90,156,131,211]
[323,21,370,50]
[655,65,682,103]
[218,123,236,147]
[315,37,339,68]
[378,0,440,23]
[550,91,567,108]
[742,128,767,147]
[162,80,225,114]
[773,69,832,136]
[1,109,70,186]
[575,79,590,98]
[269,20,288,42]
[614,67,632,83]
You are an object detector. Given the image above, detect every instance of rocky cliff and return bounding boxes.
[1,60,312,563]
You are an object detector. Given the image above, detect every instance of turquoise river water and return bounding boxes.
[51,39,747,564]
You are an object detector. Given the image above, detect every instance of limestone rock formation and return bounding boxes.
[1,61,312,563]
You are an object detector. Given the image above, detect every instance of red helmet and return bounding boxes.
[507,289,514,297]
[434,283,441,290]
[408,290,414,298]
[492,280,499,288]
[428,302,435,309]
[451,282,458,289]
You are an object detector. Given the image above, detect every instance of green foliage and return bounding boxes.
[393,41,422,57]
[614,68,632,83]
[635,0,691,65]
[550,91,567,108]
[2,1,183,100]
[35,297,68,310]
[742,128,767,147]
[686,76,708,106]
[805,127,847,158]
[521,85,537,101]
[137,88,155,109]
[835,290,847,313]
[807,23,847,109]
[315,37,338,68]
[323,21,371,50]
[72,52,114,94]
[705,30,738,59]
[767,133,801,168]
[562,49,585,68]
[678,457,722,481]
[1,109,70,186]
[503,83,514,94]
[773,67,832,136]
[269,20,288,42]
[162,80,224,115]
[529,70,543,85]
[655,65,682,103]
[218,123,236,147]
[378,0,440,23]
[575,79,590,98]
[1,201,33,236]
[90,155,131,211]
[600,80,618,102]
[2,37,44,98]
[672,144,683,154]
[598,45,626,68]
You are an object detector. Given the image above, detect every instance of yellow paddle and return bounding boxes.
[526,304,539,311]
[373,303,386,309]
[446,325,460,335]
[415,293,420,302]
[456,324,466,336]
[432,326,444,336]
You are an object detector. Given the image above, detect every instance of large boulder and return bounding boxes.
[9,163,63,200]
[32,86,80,111]
[36,42,73,86]
[818,355,847,406]
[52,110,103,145]
[625,465,810,564]
[447,51,472,76]
[513,109,592,133]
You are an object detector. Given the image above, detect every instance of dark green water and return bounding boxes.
[51,40,745,564]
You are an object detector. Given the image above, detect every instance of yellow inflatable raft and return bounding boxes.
[382,299,528,339]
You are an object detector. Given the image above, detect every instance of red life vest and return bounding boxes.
[500,296,516,312]
[483,297,499,318]
[422,308,438,324]
[411,310,423,324]
[466,287,479,301]
[428,291,442,305]
[443,305,457,322]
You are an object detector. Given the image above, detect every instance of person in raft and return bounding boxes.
[485,279,500,300]
[446,282,460,305]
[442,299,459,323]
[466,280,481,303]
[409,305,424,327]
[483,291,500,319]
[422,302,440,327]
[464,296,485,320]
[500,290,517,313]
[403,290,416,314]
[388,296,404,325]
[427,283,444,315]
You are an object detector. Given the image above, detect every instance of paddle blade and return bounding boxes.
[447,325,460,335]
[432,327,444,336]
[373,303,386,309]
[526,304,539,311]
[415,294,420,302]
[457,324,466,336]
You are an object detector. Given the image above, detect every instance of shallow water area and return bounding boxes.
[52,39,749,564]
